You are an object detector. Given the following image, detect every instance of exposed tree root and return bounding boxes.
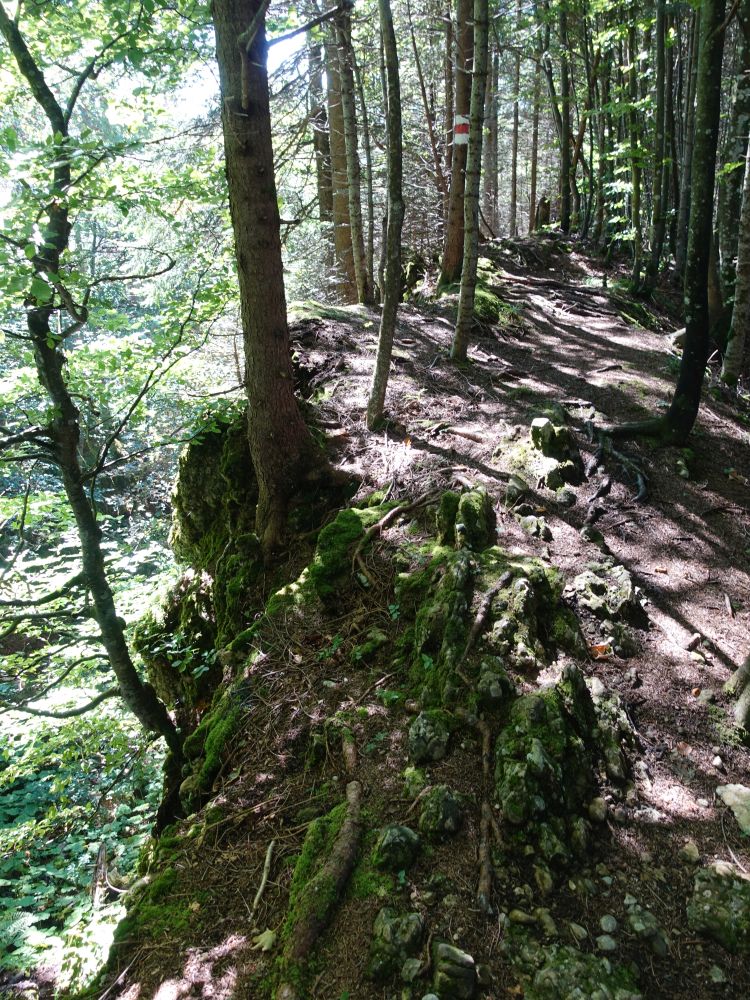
[586,423,649,502]
[249,839,275,930]
[276,781,363,1000]
[352,490,440,586]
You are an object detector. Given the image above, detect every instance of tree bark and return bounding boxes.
[325,27,357,302]
[645,0,668,292]
[721,134,750,384]
[439,0,474,286]
[367,0,404,429]
[529,60,541,234]
[675,8,700,280]
[628,18,643,286]
[336,8,373,305]
[481,44,498,236]
[309,35,333,222]
[509,1,521,237]
[451,0,489,361]
[212,0,326,552]
[559,6,572,233]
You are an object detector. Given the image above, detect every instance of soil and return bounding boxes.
[100,238,750,1000]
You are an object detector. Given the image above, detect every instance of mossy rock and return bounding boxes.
[418,785,463,841]
[437,490,461,545]
[180,690,243,812]
[408,709,453,764]
[570,561,640,621]
[494,666,598,864]
[687,861,750,954]
[503,927,642,999]
[372,825,421,872]
[310,502,397,601]
[133,569,220,729]
[212,532,263,644]
[368,907,425,981]
[170,404,256,572]
[112,866,196,951]
[456,489,496,550]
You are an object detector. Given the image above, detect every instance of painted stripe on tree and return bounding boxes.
[454,114,470,144]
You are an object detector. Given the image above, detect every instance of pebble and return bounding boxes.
[712,755,724,770]
[600,914,618,933]
[588,797,608,823]
[596,934,617,952]
[697,797,710,808]
[509,909,535,925]
[678,840,700,864]
[569,922,587,941]
[708,965,727,984]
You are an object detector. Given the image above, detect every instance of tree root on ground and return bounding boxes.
[586,423,648,502]
[275,780,363,1000]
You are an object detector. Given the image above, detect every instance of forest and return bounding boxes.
[1,0,750,997]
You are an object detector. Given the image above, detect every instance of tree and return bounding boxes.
[367,0,404,429]
[451,0,489,361]
[721,132,750,384]
[211,0,328,554]
[0,1,183,760]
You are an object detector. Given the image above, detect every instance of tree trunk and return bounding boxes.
[662,0,726,438]
[628,19,643,286]
[367,0,404,429]
[645,0,667,291]
[721,135,750,384]
[451,0,489,361]
[336,9,373,305]
[444,0,455,218]
[559,7,572,233]
[309,35,333,222]
[529,60,541,234]
[675,8,700,280]
[509,1,521,237]
[439,0,474,286]
[212,0,326,552]
[352,48,375,299]
[325,28,357,302]
[481,44,498,236]
[0,3,181,759]
[717,0,750,312]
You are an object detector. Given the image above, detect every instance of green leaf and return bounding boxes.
[24,244,36,260]
[30,276,53,303]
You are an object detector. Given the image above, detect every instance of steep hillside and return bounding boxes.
[97,242,750,1000]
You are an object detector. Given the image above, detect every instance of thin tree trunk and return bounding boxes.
[444,0,454,216]
[367,0,404,429]
[352,48,375,299]
[0,4,182,759]
[213,0,327,551]
[717,0,750,312]
[336,9,373,304]
[482,44,498,236]
[721,136,750,384]
[326,29,357,302]
[309,35,333,222]
[451,0,489,361]
[439,0,473,286]
[529,60,541,234]
[645,0,667,291]
[675,8,700,280]
[628,19,643,286]
[509,0,521,237]
[408,0,448,203]
[559,7,572,233]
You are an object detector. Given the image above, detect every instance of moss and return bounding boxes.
[213,533,263,644]
[548,607,587,657]
[180,691,242,812]
[436,490,460,545]
[474,283,504,324]
[310,503,397,601]
[456,489,495,550]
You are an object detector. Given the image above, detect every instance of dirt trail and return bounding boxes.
[104,242,750,1000]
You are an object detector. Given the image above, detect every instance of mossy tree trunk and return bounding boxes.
[211,0,326,553]
[451,0,489,361]
[0,4,182,760]
[367,0,404,430]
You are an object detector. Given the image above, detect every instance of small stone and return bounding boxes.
[690,651,706,663]
[596,934,617,952]
[373,825,421,872]
[708,965,727,984]
[678,840,700,864]
[569,922,587,941]
[713,755,724,770]
[716,784,750,835]
[505,474,530,506]
[588,797,609,823]
[697,688,717,705]
[600,914,618,933]
[509,908,535,925]
[556,488,577,508]
[697,798,710,808]
[432,941,476,1000]
[534,864,554,895]
[418,785,463,841]
[534,907,559,938]
[401,958,422,983]
[408,711,451,764]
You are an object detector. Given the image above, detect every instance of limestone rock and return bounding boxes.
[456,489,496,550]
[368,907,425,980]
[625,900,669,957]
[505,474,530,506]
[372,825,421,872]
[570,561,639,620]
[687,861,750,954]
[477,660,515,707]
[418,785,463,841]
[408,711,451,764]
[716,784,750,835]
[432,941,477,999]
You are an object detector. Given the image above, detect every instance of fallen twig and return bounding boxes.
[249,839,275,929]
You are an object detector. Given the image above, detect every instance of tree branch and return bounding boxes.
[0,425,53,452]
[2,688,120,718]
[0,2,65,134]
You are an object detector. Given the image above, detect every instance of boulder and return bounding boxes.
[418,785,463,841]
[687,861,750,954]
[372,825,420,872]
[368,907,425,980]
[432,941,477,999]
[408,711,451,764]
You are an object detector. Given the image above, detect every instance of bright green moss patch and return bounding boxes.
[310,502,397,601]
[180,691,242,812]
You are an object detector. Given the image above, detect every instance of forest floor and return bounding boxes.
[98,238,750,1000]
